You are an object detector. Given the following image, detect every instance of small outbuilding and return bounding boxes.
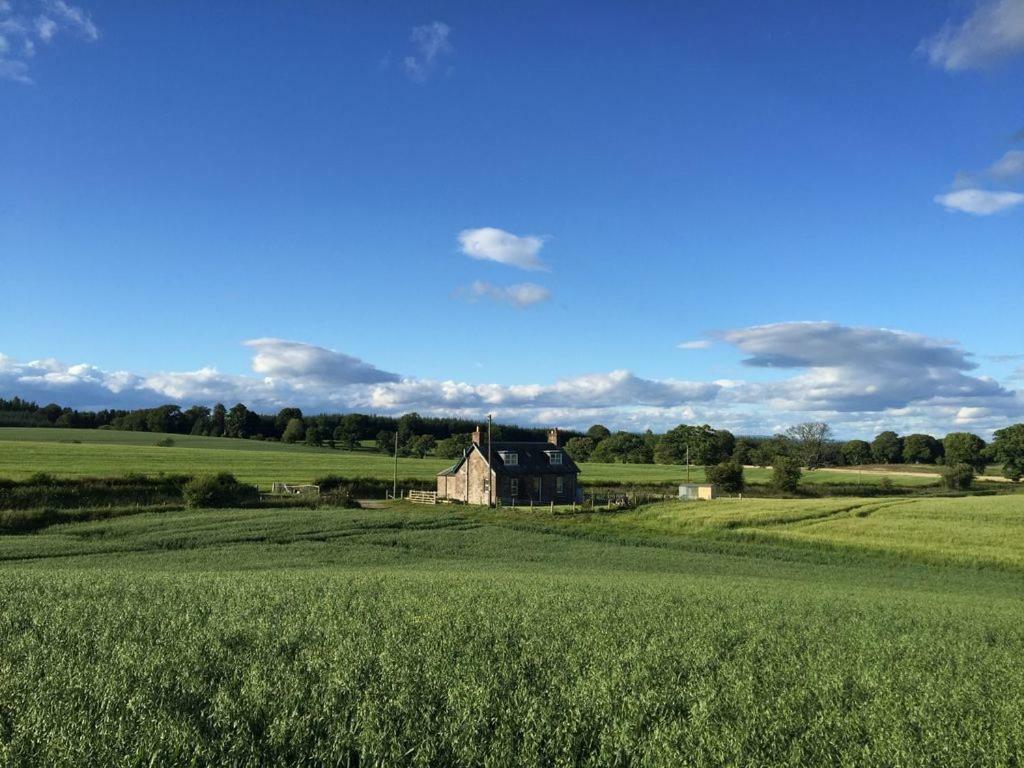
[679,483,716,501]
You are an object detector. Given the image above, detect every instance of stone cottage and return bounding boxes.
[437,427,581,506]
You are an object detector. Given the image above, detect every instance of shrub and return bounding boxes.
[705,462,745,493]
[155,438,175,447]
[183,473,258,509]
[772,457,802,493]
[941,463,974,491]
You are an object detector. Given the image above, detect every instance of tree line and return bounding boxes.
[1,397,1021,482]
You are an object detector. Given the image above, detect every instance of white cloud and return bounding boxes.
[403,21,451,82]
[2,323,1022,437]
[934,188,1024,215]
[243,338,400,385]
[34,15,54,40]
[464,280,550,308]
[0,0,97,83]
[920,0,1024,71]
[989,149,1024,179]
[677,340,712,350]
[458,227,548,271]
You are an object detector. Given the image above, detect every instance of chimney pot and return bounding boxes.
[472,425,482,445]
[548,427,560,446]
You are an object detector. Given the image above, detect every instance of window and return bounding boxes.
[533,477,542,498]
[547,450,563,465]
[556,477,564,495]
[499,451,518,466]
[510,478,519,496]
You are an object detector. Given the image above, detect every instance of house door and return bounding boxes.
[533,477,542,500]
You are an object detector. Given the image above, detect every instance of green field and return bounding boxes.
[0,428,945,487]
[1,495,1023,765]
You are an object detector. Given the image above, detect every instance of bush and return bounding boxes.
[941,463,974,491]
[155,438,175,447]
[183,473,258,509]
[772,457,802,493]
[705,462,745,493]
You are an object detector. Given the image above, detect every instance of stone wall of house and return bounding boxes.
[437,448,495,505]
[497,473,576,504]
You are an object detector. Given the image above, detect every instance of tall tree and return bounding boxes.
[841,439,872,466]
[942,432,987,473]
[991,423,1024,482]
[784,422,833,469]
[871,431,903,464]
[902,434,941,464]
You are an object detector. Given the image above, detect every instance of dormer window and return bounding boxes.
[499,451,518,466]
[546,450,563,465]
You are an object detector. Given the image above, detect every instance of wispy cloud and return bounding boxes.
[462,281,551,308]
[677,340,712,350]
[934,188,1024,215]
[989,149,1024,179]
[0,0,98,83]
[403,21,452,82]
[458,227,548,271]
[919,0,1024,71]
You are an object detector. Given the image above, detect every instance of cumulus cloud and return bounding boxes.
[403,21,452,81]
[920,0,1024,71]
[2,323,1022,437]
[934,188,1024,215]
[463,281,551,308]
[458,227,548,271]
[0,0,97,83]
[718,322,1013,413]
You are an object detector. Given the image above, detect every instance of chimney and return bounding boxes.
[472,425,482,446]
[548,427,560,446]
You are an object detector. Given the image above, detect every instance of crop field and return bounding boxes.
[1,494,1023,765]
[0,428,945,487]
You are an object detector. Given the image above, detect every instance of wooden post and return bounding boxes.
[392,431,399,501]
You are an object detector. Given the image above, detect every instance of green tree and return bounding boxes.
[376,430,396,454]
[941,463,974,491]
[209,403,226,437]
[784,422,833,469]
[902,433,941,464]
[586,424,611,442]
[705,461,744,493]
[304,424,324,447]
[564,436,595,462]
[654,424,720,465]
[275,408,303,437]
[332,414,364,449]
[408,434,437,458]
[435,434,471,460]
[840,439,872,466]
[871,431,903,464]
[591,432,653,464]
[990,424,1024,482]
[942,432,987,473]
[772,456,802,493]
[224,403,258,438]
[282,418,305,444]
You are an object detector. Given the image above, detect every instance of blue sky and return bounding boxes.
[1,0,1023,437]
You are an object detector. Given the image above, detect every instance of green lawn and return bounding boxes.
[1,495,1023,765]
[0,428,944,487]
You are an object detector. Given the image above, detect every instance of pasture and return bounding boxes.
[0,494,1023,765]
[0,428,944,487]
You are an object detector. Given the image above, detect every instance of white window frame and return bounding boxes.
[500,451,518,466]
[533,477,542,498]
[556,476,564,495]
[547,451,563,465]
[510,478,519,496]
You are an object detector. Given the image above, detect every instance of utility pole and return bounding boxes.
[392,431,399,500]
[686,443,691,484]
[487,414,493,508]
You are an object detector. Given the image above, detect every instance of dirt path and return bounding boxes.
[804,466,1012,483]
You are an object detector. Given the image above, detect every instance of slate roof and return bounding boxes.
[436,441,580,477]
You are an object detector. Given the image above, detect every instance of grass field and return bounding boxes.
[0,427,947,487]
[1,495,1023,765]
